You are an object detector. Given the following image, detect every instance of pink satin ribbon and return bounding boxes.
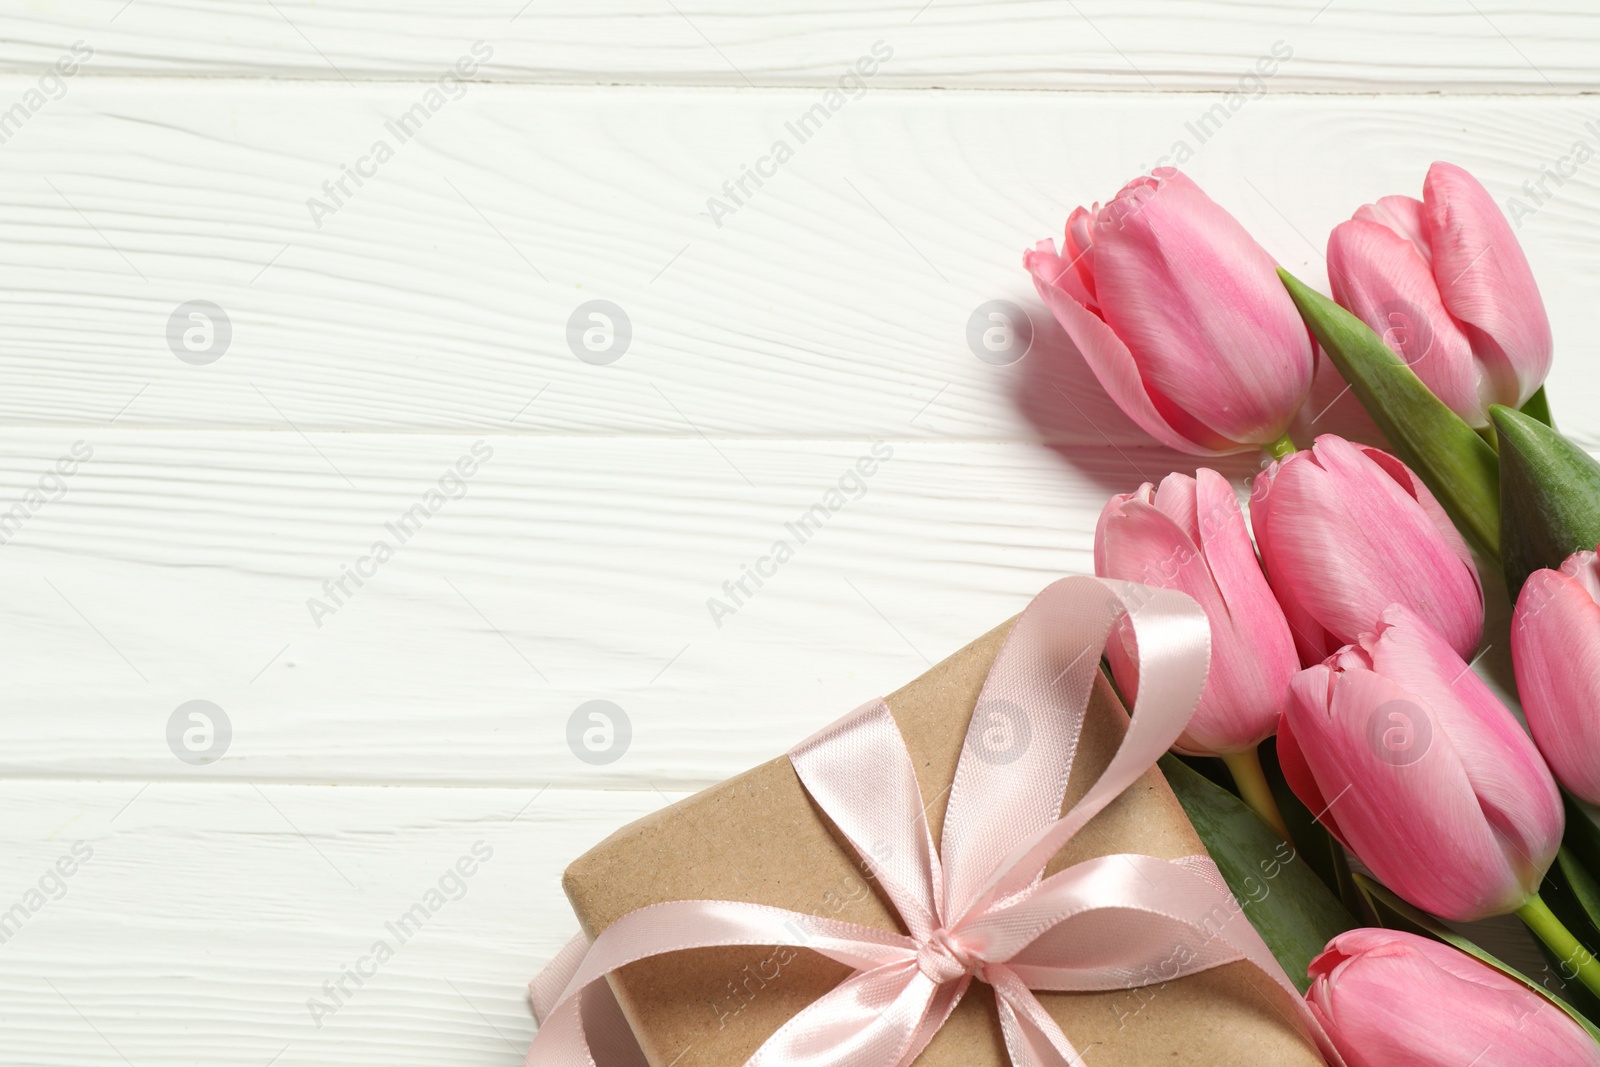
[527,577,1338,1067]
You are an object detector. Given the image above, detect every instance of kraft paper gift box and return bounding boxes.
[560,616,1325,1066]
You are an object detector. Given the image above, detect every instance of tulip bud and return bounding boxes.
[1024,168,1313,455]
[1252,434,1483,665]
[1095,468,1298,755]
[1513,547,1600,804]
[1277,270,1500,559]
[1307,928,1600,1067]
[1280,604,1563,922]
[1327,162,1552,429]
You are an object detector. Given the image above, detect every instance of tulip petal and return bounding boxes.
[1359,605,1563,892]
[1397,927,1539,989]
[1322,951,1512,1065]
[1061,205,1099,311]
[1279,669,1348,846]
[1257,436,1483,660]
[1424,161,1553,409]
[1327,218,1484,426]
[1092,171,1314,448]
[1357,444,1479,579]
[1092,484,1153,578]
[1279,269,1504,562]
[1560,548,1600,605]
[1250,465,1342,665]
[1514,568,1600,804]
[1152,471,1199,542]
[1287,662,1523,920]
[1311,928,1600,1067]
[1096,498,1230,642]
[1096,478,1287,753]
[1354,194,1433,263]
[1191,469,1258,609]
[1096,496,1204,600]
[1025,240,1231,454]
[1192,469,1299,731]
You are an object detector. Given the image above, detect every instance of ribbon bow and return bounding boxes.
[527,577,1333,1067]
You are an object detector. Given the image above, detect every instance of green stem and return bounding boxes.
[1518,893,1600,1000]
[1266,434,1297,460]
[1222,746,1292,842]
[1477,422,1499,453]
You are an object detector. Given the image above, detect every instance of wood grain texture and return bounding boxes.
[0,432,1162,786]
[0,425,1531,790]
[1,8,1593,1061]
[0,1,1597,92]
[2,83,1600,441]
[0,778,1548,1065]
[0,779,685,1067]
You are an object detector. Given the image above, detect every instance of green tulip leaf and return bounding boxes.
[1492,403,1600,598]
[1277,268,1501,559]
[1160,754,1358,991]
[1174,753,1235,792]
[1356,873,1600,1041]
[1522,385,1555,429]
[1545,795,1600,986]
[1558,848,1600,938]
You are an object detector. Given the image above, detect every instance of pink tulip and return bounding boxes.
[1094,468,1298,755]
[1327,161,1552,428]
[1024,168,1314,455]
[1280,604,1563,922]
[1512,547,1600,804]
[1252,434,1483,665]
[1308,928,1600,1067]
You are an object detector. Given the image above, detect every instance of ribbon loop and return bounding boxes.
[791,699,945,944]
[525,578,1341,1067]
[947,579,1211,923]
[938,577,1133,919]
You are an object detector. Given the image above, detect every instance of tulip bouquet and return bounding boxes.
[1025,162,1600,1065]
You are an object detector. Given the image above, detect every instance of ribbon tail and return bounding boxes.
[526,985,652,1067]
[525,994,594,1067]
[744,962,940,1067]
[531,932,590,1024]
[1187,862,1347,1067]
[893,975,969,1067]
[525,902,918,1067]
[580,981,653,1067]
[961,855,1347,1066]
[988,968,1085,1067]
[959,855,1246,990]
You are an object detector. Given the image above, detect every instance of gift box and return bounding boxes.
[540,583,1328,1066]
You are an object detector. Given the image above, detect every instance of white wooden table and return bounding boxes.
[0,3,1593,1063]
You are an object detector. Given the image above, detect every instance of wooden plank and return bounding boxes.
[2,6,1588,1063]
[0,1,1596,92]
[0,757,1548,1067]
[0,429,1535,785]
[0,432,1160,785]
[0,779,682,1066]
[0,83,1599,439]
